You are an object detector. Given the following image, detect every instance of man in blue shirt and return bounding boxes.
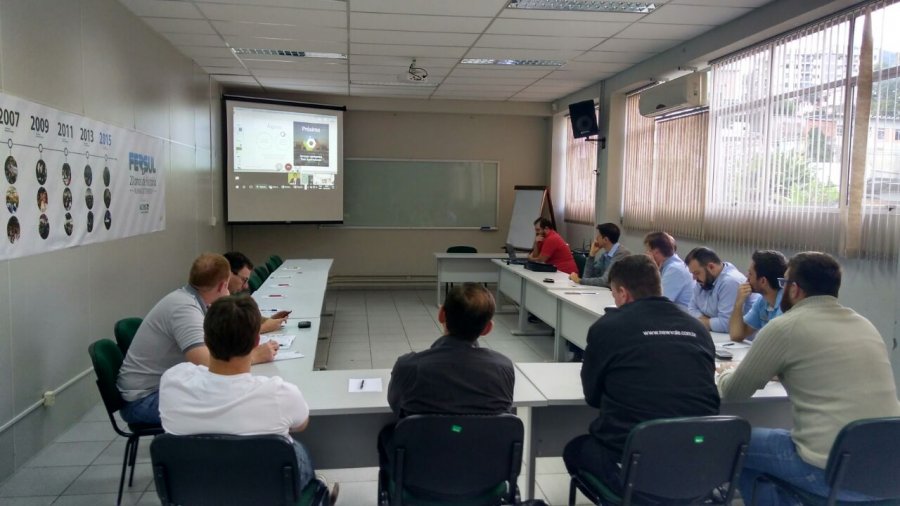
[728,249,787,342]
[643,232,692,311]
[685,247,758,333]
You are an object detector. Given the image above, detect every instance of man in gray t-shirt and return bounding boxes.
[117,253,278,425]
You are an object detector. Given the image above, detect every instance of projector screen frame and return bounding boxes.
[222,94,347,225]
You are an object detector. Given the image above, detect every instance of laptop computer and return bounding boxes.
[505,243,528,265]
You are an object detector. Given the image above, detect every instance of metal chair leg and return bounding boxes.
[118,438,132,506]
[128,436,140,486]
[569,478,577,506]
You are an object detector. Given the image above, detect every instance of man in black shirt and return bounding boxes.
[379,283,515,466]
[564,254,720,492]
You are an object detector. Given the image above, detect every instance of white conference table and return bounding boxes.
[494,259,598,336]
[549,289,615,360]
[433,252,508,307]
[515,361,791,499]
[252,259,333,319]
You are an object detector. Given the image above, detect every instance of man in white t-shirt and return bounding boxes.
[159,294,317,493]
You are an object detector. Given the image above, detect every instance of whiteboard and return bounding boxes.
[506,187,546,249]
[343,159,498,228]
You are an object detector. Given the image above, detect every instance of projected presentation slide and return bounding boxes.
[233,107,338,189]
[225,97,344,223]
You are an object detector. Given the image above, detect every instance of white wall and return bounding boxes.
[0,0,226,481]
[230,97,552,280]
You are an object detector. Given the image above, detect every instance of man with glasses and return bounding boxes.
[728,250,787,342]
[718,252,900,504]
[224,251,290,333]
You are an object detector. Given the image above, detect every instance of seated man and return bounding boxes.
[643,231,692,310]
[564,255,720,496]
[728,249,787,342]
[224,251,289,333]
[685,246,758,333]
[528,217,577,274]
[159,294,320,495]
[117,253,278,425]
[570,222,630,287]
[718,252,900,504]
[380,283,515,468]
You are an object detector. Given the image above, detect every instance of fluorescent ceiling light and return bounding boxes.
[231,48,347,60]
[461,58,565,66]
[507,0,656,13]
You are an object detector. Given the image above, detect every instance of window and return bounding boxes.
[622,94,708,237]
[622,0,900,259]
[563,112,598,225]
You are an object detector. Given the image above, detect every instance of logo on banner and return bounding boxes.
[129,152,158,195]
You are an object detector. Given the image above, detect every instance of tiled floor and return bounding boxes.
[1,288,591,505]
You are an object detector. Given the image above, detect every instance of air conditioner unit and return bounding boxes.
[638,72,708,118]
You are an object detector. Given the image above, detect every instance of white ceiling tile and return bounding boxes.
[573,51,655,64]
[121,0,203,18]
[616,22,712,40]
[350,12,491,33]
[258,76,347,86]
[350,0,506,17]
[643,4,752,25]
[442,76,539,86]
[592,37,682,53]
[142,17,216,34]
[213,76,259,85]
[669,0,770,6]
[488,18,627,38]
[438,83,523,92]
[251,69,348,80]
[351,44,468,58]
[509,95,556,102]
[349,64,411,75]
[499,8,644,23]
[214,22,347,40]
[350,85,434,95]
[351,30,478,47]
[193,55,243,66]
[432,90,513,99]
[476,34,605,51]
[197,4,346,26]
[349,55,460,67]
[197,0,346,10]
[203,66,251,75]
[558,61,631,73]
[464,47,581,61]
[162,33,225,46]
[223,36,347,54]
[178,46,234,58]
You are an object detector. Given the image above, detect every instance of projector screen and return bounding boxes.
[224,96,344,223]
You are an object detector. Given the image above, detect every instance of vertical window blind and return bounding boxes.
[564,114,598,225]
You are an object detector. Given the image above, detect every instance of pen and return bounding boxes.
[359,380,365,389]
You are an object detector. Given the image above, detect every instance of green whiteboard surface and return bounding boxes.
[343,159,498,228]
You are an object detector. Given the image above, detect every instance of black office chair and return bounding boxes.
[445,246,479,295]
[572,251,588,277]
[378,414,524,506]
[750,417,900,506]
[569,416,750,505]
[151,433,331,506]
[113,317,142,356]
[88,339,164,506]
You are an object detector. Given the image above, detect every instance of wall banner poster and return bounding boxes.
[0,92,165,260]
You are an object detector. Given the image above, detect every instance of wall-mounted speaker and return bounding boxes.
[568,100,599,139]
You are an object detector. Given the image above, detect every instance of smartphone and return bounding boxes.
[543,278,555,283]
[715,349,733,361]
[297,320,312,329]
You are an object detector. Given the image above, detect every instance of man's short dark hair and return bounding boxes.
[533,217,554,229]
[752,250,787,289]
[685,247,722,267]
[788,251,841,297]
[443,283,495,341]
[643,231,675,257]
[608,255,662,300]
[204,295,261,361]
[223,251,253,274]
[596,222,620,244]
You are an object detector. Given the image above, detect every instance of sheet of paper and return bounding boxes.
[272,351,304,362]
[270,275,293,279]
[718,342,751,349]
[260,334,295,348]
[349,378,383,393]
